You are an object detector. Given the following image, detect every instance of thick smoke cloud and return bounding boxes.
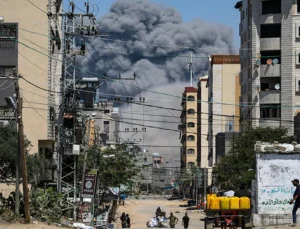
[80,0,235,159]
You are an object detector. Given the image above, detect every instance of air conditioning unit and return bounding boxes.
[72,144,80,155]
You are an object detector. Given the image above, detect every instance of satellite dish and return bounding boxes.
[273,58,279,65]
[0,16,4,23]
[275,84,280,90]
[267,59,273,65]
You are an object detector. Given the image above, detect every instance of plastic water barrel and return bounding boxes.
[220,197,230,210]
[239,197,251,209]
[229,197,240,209]
[210,197,220,210]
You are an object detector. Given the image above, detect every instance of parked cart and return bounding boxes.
[204,209,252,229]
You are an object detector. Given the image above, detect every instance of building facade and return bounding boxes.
[235,0,300,135]
[180,87,198,169]
[0,0,62,158]
[207,55,240,167]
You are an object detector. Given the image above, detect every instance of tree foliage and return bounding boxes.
[0,126,43,183]
[213,127,294,188]
[79,144,140,188]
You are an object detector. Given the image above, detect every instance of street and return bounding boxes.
[116,197,205,229]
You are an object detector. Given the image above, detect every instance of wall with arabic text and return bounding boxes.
[256,153,300,214]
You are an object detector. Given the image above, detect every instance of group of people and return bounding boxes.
[222,183,251,198]
[152,207,190,228]
[120,212,131,228]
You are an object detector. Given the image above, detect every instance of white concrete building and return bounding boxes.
[207,55,240,167]
[235,0,300,135]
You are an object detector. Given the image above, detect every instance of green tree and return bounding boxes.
[213,127,294,188]
[79,144,140,188]
[0,126,44,183]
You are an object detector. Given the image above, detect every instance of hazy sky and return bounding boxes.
[66,0,240,47]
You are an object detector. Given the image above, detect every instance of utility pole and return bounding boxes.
[56,0,101,220]
[15,94,20,215]
[15,77,30,223]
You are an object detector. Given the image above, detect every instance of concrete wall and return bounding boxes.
[254,152,300,226]
[1,0,50,153]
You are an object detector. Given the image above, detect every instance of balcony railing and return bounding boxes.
[260,64,280,77]
[259,90,280,104]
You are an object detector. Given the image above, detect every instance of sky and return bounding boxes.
[67,0,240,47]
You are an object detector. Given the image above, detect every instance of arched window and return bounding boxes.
[187,162,195,169]
[187,96,195,101]
[187,148,195,154]
[187,135,195,141]
[187,109,195,115]
[187,122,195,127]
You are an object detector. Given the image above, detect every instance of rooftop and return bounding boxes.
[210,55,240,65]
[255,141,300,153]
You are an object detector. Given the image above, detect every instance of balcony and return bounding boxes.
[259,90,280,104]
[260,38,280,51]
[259,119,280,128]
[260,64,280,77]
[260,14,282,24]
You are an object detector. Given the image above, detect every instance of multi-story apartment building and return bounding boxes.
[235,0,300,135]
[197,76,209,169]
[180,87,198,169]
[207,55,240,167]
[1,0,62,158]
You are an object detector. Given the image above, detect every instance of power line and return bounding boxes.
[1,30,297,110]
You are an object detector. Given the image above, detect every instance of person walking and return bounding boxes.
[126,214,131,228]
[120,212,127,228]
[182,212,190,229]
[289,179,300,227]
[167,212,178,228]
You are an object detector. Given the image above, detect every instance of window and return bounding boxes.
[296,23,300,38]
[295,75,300,92]
[298,0,300,13]
[187,109,195,115]
[260,50,281,65]
[103,121,110,133]
[261,78,281,90]
[0,67,14,77]
[187,149,195,154]
[187,162,195,169]
[260,104,281,118]
[187,122,195,127]
[187,135,195,141]
[262,0,281,14]
[296,49,300,65]
[187,96,195,101]
[104,110,110,114]
[261,24,281,38]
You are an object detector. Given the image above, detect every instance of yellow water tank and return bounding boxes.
[239,197,251,209]
[207,194,217,200]
[229,197,240,209]
[220,197,230,210]
[207,196,212,209]
[210,197,220,209]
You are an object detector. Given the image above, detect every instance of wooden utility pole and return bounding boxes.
[15,78,30,223]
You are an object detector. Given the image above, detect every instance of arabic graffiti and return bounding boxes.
[261,199,291,205]
[260,187,294,194]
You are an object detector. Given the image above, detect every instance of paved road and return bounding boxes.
[116,198,205,229]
